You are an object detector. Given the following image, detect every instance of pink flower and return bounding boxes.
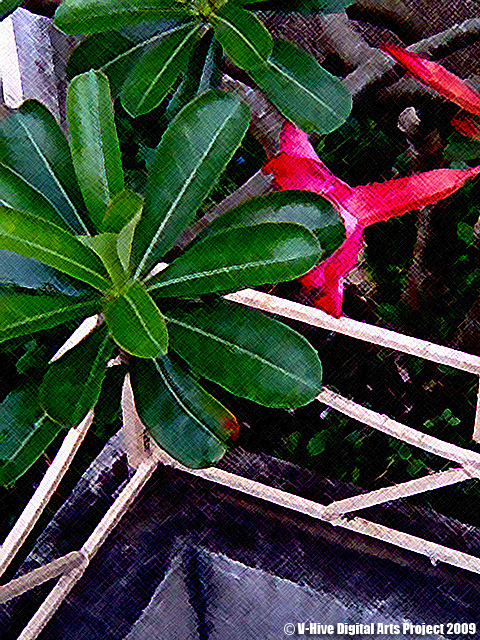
[263,122,480,317]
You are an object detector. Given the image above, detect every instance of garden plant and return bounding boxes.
[0,0,480,527]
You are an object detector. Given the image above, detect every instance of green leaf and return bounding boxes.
[131,356,238,467]
[249,39,352,134]
[132,90,250,277]
[103,280,168,357]
[101,189,144,233]
[307,430,329,455]
[166,31,223,121]
[68,71,124,231]
[121,21,203,117]
[0,206,110,291]
[66,22,188,96]
[445,133,480,163]
[166,299,322,408]
[211,5,272,70]
[79,233,128,290]
[198,190,346,258]
[0,289,98,343]
[0,100,90,234]
[0,383,62,487]
[148,222,321,298]
[54,0,192,34]
[243,0,355,13]
[0,0,21,21]
[40,325,114,428]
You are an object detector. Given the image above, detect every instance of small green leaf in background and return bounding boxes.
[0,206,110,291]
[132,91,250,277]
[249,39,352,134]
[445,132,480,163]
[40,324,114,428]
[198,190,346,258]
[0,383,62,487]
[54,0,192,34]
[0,100,90,234]
[68,71,124,231]
[166,300,322,408]
[103,280,168,358]
[0,289,98,344]
[148,222,321,298]
[0,0,21,21]
[131,356,239,467]
[307,430,329,455]
[121,21,203,117]
[211,5,272,70]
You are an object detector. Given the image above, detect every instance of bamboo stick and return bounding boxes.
[151,443,480,574]
[225,289,480,375]
[49,316,99,363]
[121,374,148,470]
[321,468,476,519]
[17,457,158,640]
[0,412,94,580]
[0,551,86,604]
[317,388,480,468]
[473,377,480,443]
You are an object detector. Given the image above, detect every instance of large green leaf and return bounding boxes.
[66,21,187,96]
[79,233,128,291]
[148,222,321,298]
[103,280,168,357]
[165,31,223,122]
[0,383,63,486]
[0,0,21,21]
[198,190,346,258]
[68,71,124,231]
[0,100,90,234]
[0,206,110,291]
[0,162,70,229]
[249,39,352,134]
[166,300,322,408]
[40,325,114,428]
[132,91,250,277]
[121,21,203,117]
[210,5,272,70]
[100,189,143,233]
[131,356,238,467]
[0,289,98,343]
[54,0,191,34]
[0,252,93,295]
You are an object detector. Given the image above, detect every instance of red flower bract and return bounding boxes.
[263,122,480,317]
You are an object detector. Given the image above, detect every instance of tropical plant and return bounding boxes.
[54,0,353,132]
[0,69,349,485]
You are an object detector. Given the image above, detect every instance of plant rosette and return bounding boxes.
[0,72,346,483]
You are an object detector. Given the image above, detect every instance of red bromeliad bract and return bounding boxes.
[263,122,480,317]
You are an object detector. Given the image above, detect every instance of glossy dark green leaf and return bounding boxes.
[68,71,124,230]
[0,206,110,291]
[121,21,202,117]
[40,324,114,427]
[249,39,352,134]
[54,0,191,34]
[166,300,322,408]
[131,356,239,467]
[166,31,222,122]
[445,133,480,163]
[148,222,321,298]
[198,191,346,258]
[66,21,187,96]
[0,289,98,343]
[0,0,21,21]
[132,90,250,277]
[100,189,143,233]
[211,5,272,70]
[0,252,93,295]
[0,383,62,487]
[103,280,168,357]
[0,100,90,234]
[243,0,355,12]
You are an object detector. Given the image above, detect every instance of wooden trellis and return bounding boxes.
[2,288,480,638]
